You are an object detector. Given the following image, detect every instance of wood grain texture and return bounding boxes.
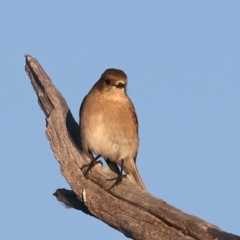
[25,54,240,240]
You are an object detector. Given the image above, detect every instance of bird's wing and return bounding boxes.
[128,98,138,134]
[128,97,139,163]
[79,95,87,119]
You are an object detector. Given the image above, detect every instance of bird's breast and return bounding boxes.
[80,95,138,163]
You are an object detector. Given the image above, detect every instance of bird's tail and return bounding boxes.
[125,160,147,192]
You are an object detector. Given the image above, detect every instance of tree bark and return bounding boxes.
[25,54,240,240]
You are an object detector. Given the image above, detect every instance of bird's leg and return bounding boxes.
[81,154,102,178]
[108,159,124,190]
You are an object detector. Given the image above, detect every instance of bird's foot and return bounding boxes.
[107,174,123,190]
[81,155,102,178]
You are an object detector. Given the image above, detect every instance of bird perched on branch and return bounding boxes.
[79,68,146,191]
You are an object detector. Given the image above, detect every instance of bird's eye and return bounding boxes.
[105,79,110,85]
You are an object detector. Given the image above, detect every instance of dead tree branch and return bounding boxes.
[25,54,240,240]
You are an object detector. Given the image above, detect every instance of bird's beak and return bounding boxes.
[116,80,126,89]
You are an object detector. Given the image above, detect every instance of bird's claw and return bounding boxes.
[81,155,103,178]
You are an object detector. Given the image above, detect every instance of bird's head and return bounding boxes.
[93,68,128,93]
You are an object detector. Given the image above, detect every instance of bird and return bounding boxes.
[79,68,147,191]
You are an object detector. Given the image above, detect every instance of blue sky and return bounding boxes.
[1,1,239,239]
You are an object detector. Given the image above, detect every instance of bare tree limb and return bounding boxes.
[25,54,240,240]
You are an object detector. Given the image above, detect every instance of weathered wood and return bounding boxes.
[25,54,240,240]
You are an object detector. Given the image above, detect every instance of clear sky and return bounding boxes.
[1,1,239,239]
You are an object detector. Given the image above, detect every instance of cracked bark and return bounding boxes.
[25,54,240,240]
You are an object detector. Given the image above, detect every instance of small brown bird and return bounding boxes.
[79,69,146,191]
